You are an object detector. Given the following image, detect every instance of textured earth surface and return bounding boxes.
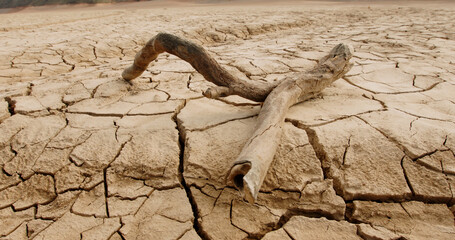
[1,0,455,239]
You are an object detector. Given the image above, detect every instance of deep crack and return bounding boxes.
[103,168,110,218]
[4,97,16,116]
[401,156,416,198]
[172,101,209,240]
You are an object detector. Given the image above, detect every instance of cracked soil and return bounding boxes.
[1,0,455,239]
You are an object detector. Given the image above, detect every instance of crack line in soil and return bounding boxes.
[172,100,209,240]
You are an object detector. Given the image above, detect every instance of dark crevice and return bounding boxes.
[283,228,296,240]
[103,168,110,218]
[401,156,416,198]
[26,82,33,96]
[295,124,328,179]
[213,97,261,107]
[399,202,412,218]
[116,228,126,240]
[342,136,351,166]
[288,121,347,200]
[191,114,257,132]
[4,97,16,115]
[172,100,209,240]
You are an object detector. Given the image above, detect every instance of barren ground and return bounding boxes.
[1,0,455,239]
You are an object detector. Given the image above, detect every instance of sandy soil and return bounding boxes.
[1,0,455,239]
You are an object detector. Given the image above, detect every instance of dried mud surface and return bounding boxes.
[1,1,455,239]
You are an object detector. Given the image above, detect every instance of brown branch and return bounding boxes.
[122,33,353,203]
[122,32,277,102]
[226,44,353,203]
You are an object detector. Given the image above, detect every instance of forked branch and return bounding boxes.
[122,32,353,203]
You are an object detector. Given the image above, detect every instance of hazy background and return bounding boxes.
[1,0,447,9]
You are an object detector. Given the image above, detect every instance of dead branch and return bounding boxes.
[122,32,277,102]
[227,44,353,203]
[122,33,353,203]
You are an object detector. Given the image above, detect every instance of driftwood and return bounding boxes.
[122,32,353,203]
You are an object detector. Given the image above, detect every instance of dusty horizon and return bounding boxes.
[3,0,455,13]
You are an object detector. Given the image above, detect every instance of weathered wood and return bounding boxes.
[227,43,353,203]
[122,32,277,102]
[122,33,353,203]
